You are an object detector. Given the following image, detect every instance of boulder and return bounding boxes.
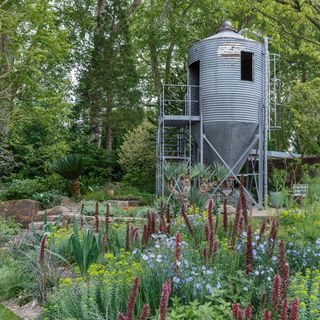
[218,204,237,215]
[0,199,41,227]
[107,200,129,209]
[37,205,71,217]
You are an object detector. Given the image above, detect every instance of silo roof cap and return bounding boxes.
[194,20,258,43]
[216,20,237,33]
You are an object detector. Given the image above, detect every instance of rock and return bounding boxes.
[218,204,237,215]
[128,200,140,207]
[37,205,71,217]
[107,200,129,209]
[0,199,41,227]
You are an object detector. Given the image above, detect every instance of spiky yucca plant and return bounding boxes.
[51,154,84,197]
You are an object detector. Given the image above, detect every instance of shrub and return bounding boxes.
[167,296,233,320]
[31,192,62,208]
[118,119,156,192]
[0,175,68,200]
[0,216,20,246]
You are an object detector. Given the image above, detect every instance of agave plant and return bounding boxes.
[51,154,84,196]
[70,219,102,278]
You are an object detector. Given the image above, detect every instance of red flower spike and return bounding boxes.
[222,198,228,232]
[259,218,267,237]
[174,232,182,273]
[263,310,271,320]
[125,222,130,251]
[244,305,252,320]
[272,274,282,312]
[202,247,208,264]
[208,199,214,231]
[126,277,140,320]
[239,175,248,227]
[142,224,148,246]
[166,204,171,234]
[40,235,47,266]
[117,313,127,320]
[245,225,253,274]
[279,298,288,320]
[181,206,195,238]
[230,198,242,249]
[232,303,243,320]
[289,298,299,320]
[159,281,172,320]
[95,201,99,233]
[268,218,279,255]
[278,240,289,299]
[139,304,150,320]
[239,214,244,234]
[105,202,110,235]
[151,212,156,234]
[204,224,210,242]
[208,229,215,255]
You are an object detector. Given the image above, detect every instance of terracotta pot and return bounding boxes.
[107,189,114,197]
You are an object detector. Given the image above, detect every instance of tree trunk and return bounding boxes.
[0,34,12,137]
[106,106,112,151]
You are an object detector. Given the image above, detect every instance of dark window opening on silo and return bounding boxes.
[241,52,253,81]
[189,60,200,115]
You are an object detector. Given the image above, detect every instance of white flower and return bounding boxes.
[142,254,148,261]
[243,286,249,291]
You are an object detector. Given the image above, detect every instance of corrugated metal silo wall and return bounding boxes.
[189,36,264,173]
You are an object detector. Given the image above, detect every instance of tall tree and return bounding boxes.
[78,0,142,149]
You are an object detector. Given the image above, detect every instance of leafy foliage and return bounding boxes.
[118,119,156,191]
[70,221,101,278]
[52,154,84,181]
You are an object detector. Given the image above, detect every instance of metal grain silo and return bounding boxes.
[188,21,265,174]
